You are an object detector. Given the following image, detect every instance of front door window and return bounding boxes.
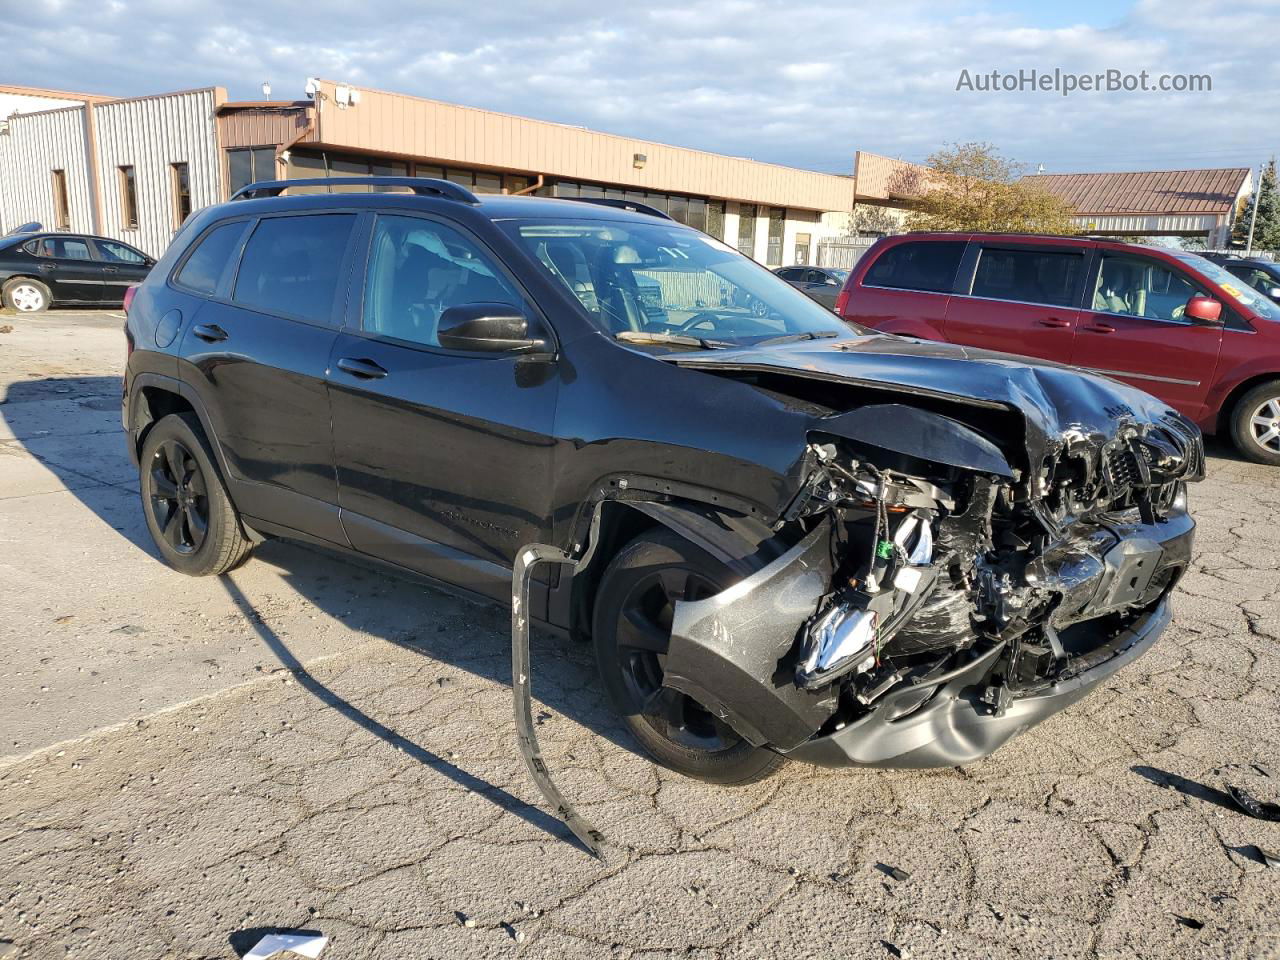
[1093,255,1202,322]
[363,215,531,348]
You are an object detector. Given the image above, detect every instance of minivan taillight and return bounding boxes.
[834,286,851,317]
[122,284,138,315]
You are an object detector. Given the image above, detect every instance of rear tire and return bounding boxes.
[592,528,785,785]
[2,277,51,313]
[1230,380,1280,466]
[138,413,253,576]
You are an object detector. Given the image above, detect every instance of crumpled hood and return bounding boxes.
[666,334,1195,470]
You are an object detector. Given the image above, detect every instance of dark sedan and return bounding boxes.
[772,265,849,309]
[1220,257,1280,303]
[0,230,154,312]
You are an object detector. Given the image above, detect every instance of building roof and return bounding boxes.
[1024,168,1251,216]
[306,79,856,212]
[0,83,115,104]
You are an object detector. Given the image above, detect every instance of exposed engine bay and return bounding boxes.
[783,406,1201,731]
[659,399,1203,766]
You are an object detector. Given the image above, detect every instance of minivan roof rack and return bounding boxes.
[559,196,674,221]
[229,176,480,204]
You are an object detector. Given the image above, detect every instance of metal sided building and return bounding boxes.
[0,84,226,256]
[1,78,856,263]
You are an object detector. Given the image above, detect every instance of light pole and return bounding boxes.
[1246,163,1261,255]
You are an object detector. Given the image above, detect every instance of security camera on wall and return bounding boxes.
[304,77,319,99]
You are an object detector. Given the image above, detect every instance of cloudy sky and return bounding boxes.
[9,0,1278,175]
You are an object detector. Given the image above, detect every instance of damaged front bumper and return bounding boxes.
[664,505,1194,768]
[786,595,1169,768]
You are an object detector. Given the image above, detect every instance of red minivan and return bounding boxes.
[837,233,1280,464]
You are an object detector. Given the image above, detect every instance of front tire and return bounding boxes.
[1230,381,1280,466]
[138,413,253,576]
[592,529,785,785]
[2,277,51,313]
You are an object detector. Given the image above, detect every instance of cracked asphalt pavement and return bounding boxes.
[2,311,1279,959]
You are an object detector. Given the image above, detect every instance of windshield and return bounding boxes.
[503,218,857,348]
[1174,252,1280,321]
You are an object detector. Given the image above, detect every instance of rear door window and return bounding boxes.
[30,237,94,260]
[971,247,1084,307]
[174,220,251,296]
[863,241,965,293]
[233,214,357,324]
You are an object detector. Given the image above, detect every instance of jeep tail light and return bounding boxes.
[122,283,138,315]
[834,286,850,316]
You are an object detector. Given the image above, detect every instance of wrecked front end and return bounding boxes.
[662,402,1203,768]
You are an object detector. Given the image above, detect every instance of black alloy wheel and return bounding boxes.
[147,438,209,555]
[592,529,785,784]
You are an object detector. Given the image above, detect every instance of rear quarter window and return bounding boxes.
[232,214,357,324]
[174,220,251,296]
[863,241,965,293]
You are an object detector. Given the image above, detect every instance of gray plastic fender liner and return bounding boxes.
[627,501,787,576]
[663,519,840,752]
[512,515,607,861]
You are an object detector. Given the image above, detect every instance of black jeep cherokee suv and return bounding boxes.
[124,177,1203,786]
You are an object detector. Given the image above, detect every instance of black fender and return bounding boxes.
[124,372,187,461]
[550,480,795,634]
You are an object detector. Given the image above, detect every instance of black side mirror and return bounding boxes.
[436,302,549,354]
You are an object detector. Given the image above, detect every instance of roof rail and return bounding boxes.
[229,176,480,204]
[559,196,674,221]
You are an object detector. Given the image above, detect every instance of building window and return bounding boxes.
[706,201,725,241]
[51,169,70,230]
[737,204,757,256]
[794,232,811,266]
[548,179,726,238]
[228,147,278,194]
[118,166,139,230]
[766,207,784,266]
[170,162,191,227]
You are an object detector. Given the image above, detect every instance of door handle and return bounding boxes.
[336,357,388,380]
[1082,322,1116,334]
[1037,317,1073,328]
[103,266,119,274]
[192,323,228,343]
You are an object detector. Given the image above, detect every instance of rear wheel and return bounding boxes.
[2,277,50,313]
[1230,381,1280,466]
[138,414,253,576]
[592,529,785,785]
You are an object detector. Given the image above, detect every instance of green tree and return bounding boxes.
[1233,159,1280,250]
[893,142,1079,234]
